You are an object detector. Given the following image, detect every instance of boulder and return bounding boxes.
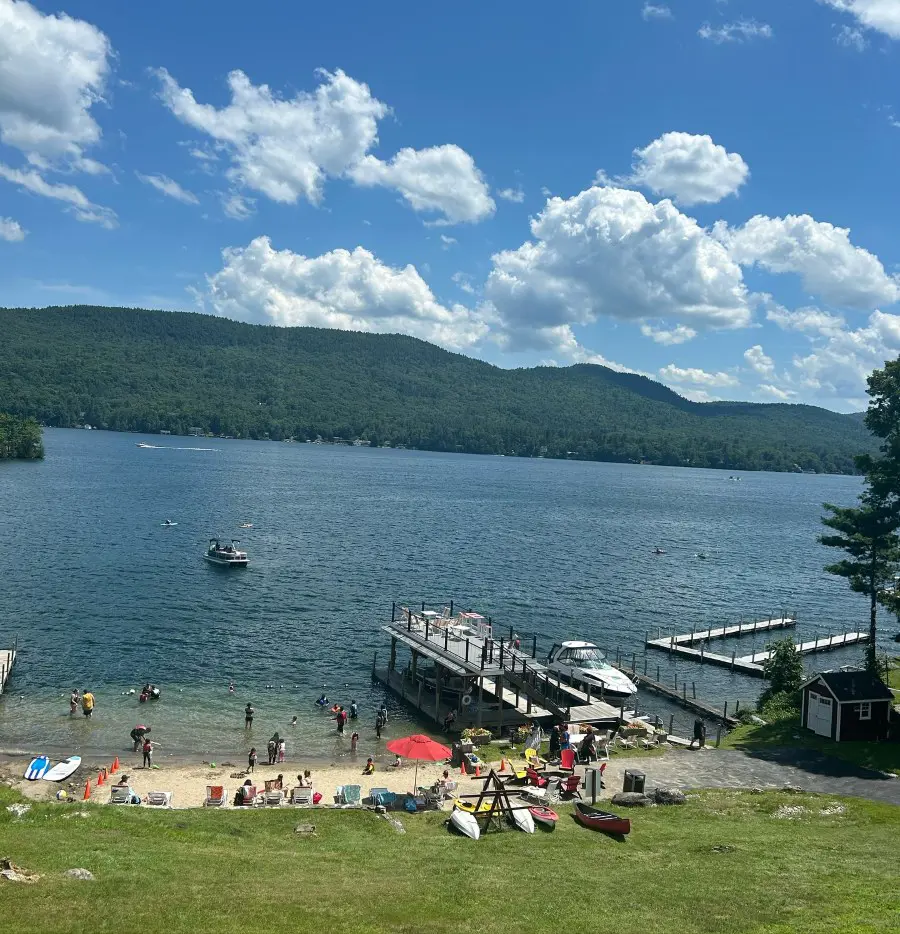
[610,791,652,807]
[750,715,767,725]
[653,787,686,805]
[64,868,94,881]
[781,784,804,794]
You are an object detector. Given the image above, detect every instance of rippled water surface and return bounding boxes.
[0,428,883,759]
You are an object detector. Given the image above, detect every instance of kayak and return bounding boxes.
[574,802,631,836]
[449,807,480,840]
[509,806,535,833]
[529,805,559,829]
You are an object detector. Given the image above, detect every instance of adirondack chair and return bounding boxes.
[526,766,549,788]
[560,748,576,771]
[557,774,583,799]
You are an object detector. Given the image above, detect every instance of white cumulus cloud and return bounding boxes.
[765,303,846,337]
[717,213,900,309]
[820,1,900,39]
[483,185,751,352]
[0,216,25,240]
[203,235,489,351]
[698,19,773,43]
[836,24,869,48]
[350,145,494,224]
[743,344,775,377]
[617,131,749,206]
[659,364,739,387]
[497,186,525,203]
[136,172,199,205]
[0,0,111,161]
[640,323,697,345]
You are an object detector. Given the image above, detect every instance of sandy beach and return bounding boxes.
[3,750,506,809]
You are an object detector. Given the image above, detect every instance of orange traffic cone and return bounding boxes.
[474,764,481,777]
[500,757,507,772]
[460,762,466,775]
[111,757,119,774]
[97,770,104,786]
[83,779,91,800]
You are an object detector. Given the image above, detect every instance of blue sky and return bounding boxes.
[2,0,900,410]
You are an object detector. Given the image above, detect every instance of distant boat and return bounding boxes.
[239,522,253,529]
[695,552,708,560]
[653,548,666,555]
[204,538,248,567]
[136,442,156,449]
[161,519,178,527]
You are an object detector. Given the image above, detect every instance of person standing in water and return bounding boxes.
[350,700,358,720]
[69,689,80,715]
[81,688,95,718]
[130,725,150,752]
[244,702,254,729]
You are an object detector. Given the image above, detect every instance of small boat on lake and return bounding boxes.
[547,641,637,698]
[204,538,248,567]
[161,519,178,527]
[573,802,631,836]
[136,442,156,449]
[449,806,480,840]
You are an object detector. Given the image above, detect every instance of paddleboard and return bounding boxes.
[42,755,82,782]
[24,756,50,780]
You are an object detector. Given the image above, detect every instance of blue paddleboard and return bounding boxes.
[25,756,50,780]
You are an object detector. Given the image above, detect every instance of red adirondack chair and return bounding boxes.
[557,774,582,799]
[560,748,576,772]
[526,766,548,788]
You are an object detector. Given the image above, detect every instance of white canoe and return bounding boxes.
[42,755,82,782]
[510,806,535,833]
[450,807,480,840]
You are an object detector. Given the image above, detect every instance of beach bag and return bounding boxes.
[312,792,322,804]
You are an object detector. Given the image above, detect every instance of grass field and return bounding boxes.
[1,785,898,934]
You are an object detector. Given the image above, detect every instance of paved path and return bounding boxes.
[600,748,900,805]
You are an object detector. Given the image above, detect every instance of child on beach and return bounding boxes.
[363,757,375,775]
[277,740,285,763]
[267,738,276,765]
[141,736,153,768]
[248,747,258,772]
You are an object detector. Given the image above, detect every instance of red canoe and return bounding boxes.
[528,806,559,829]
[574,802,631,835]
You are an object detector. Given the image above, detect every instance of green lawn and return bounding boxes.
[1,785,897,933]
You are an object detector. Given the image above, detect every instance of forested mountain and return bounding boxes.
[0,412,43,459]
[0,305,878,473]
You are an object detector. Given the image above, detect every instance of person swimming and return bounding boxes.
[315,693,328,707]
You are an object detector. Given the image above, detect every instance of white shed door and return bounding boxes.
[806,692,833,737]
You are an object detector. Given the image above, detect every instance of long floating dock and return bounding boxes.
[0,643,16,694]
[624,669,740,725]
[646,621,870,677]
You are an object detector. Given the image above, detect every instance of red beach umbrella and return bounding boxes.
[385,734,452,792]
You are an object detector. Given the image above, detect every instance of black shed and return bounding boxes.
[800,670,894,742]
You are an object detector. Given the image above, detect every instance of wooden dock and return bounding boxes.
[0,642,16,694]
[623,669,739,725]
[645,625,871,678]
[647,614,796,648]
[375,607,622,731]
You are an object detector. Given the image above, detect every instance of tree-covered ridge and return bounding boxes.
[0,412,43,460]
[0,305,878,473]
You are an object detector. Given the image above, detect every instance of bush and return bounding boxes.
[758,691,801,721]
[759,638,804,708]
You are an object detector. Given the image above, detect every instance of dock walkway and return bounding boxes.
[648,615,796,647]
[0,645,16,694]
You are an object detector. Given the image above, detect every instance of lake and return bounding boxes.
[0,428,882,762]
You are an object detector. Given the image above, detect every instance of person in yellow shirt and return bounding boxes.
[81,689,95,718]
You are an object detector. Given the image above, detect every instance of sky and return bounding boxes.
[2,1,900,411]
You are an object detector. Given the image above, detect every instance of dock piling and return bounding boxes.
[668,714,674,734]
[371,652,377,677]
[692,681,696,699]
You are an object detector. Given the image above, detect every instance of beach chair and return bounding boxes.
[557,774,583,800]
[559,748,576,772]
[442,780,458,798]
[236,785,257,806]
[265,788,284,806]
[616,734,637,750]
[291,786,313,807]
[343,784,362,806]
[205,785,227,807]
[109,785,138,805]
[368,786,389,806]
[146,791,173,807]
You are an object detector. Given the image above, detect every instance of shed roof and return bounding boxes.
[803,670,894,703]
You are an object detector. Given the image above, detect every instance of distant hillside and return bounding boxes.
[0,305,878,473]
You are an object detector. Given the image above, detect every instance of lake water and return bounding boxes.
[0,428,885,762]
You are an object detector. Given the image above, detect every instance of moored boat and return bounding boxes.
[204,538,248,567]
[573,802,631,835]
[449,806,480,840]
[546,641,637,698]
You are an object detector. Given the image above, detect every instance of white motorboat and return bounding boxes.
[204,538,248,567]
[449,806,480,840]
[136,442,156,449]
[546,641,637,699]
[161,519,178,527]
